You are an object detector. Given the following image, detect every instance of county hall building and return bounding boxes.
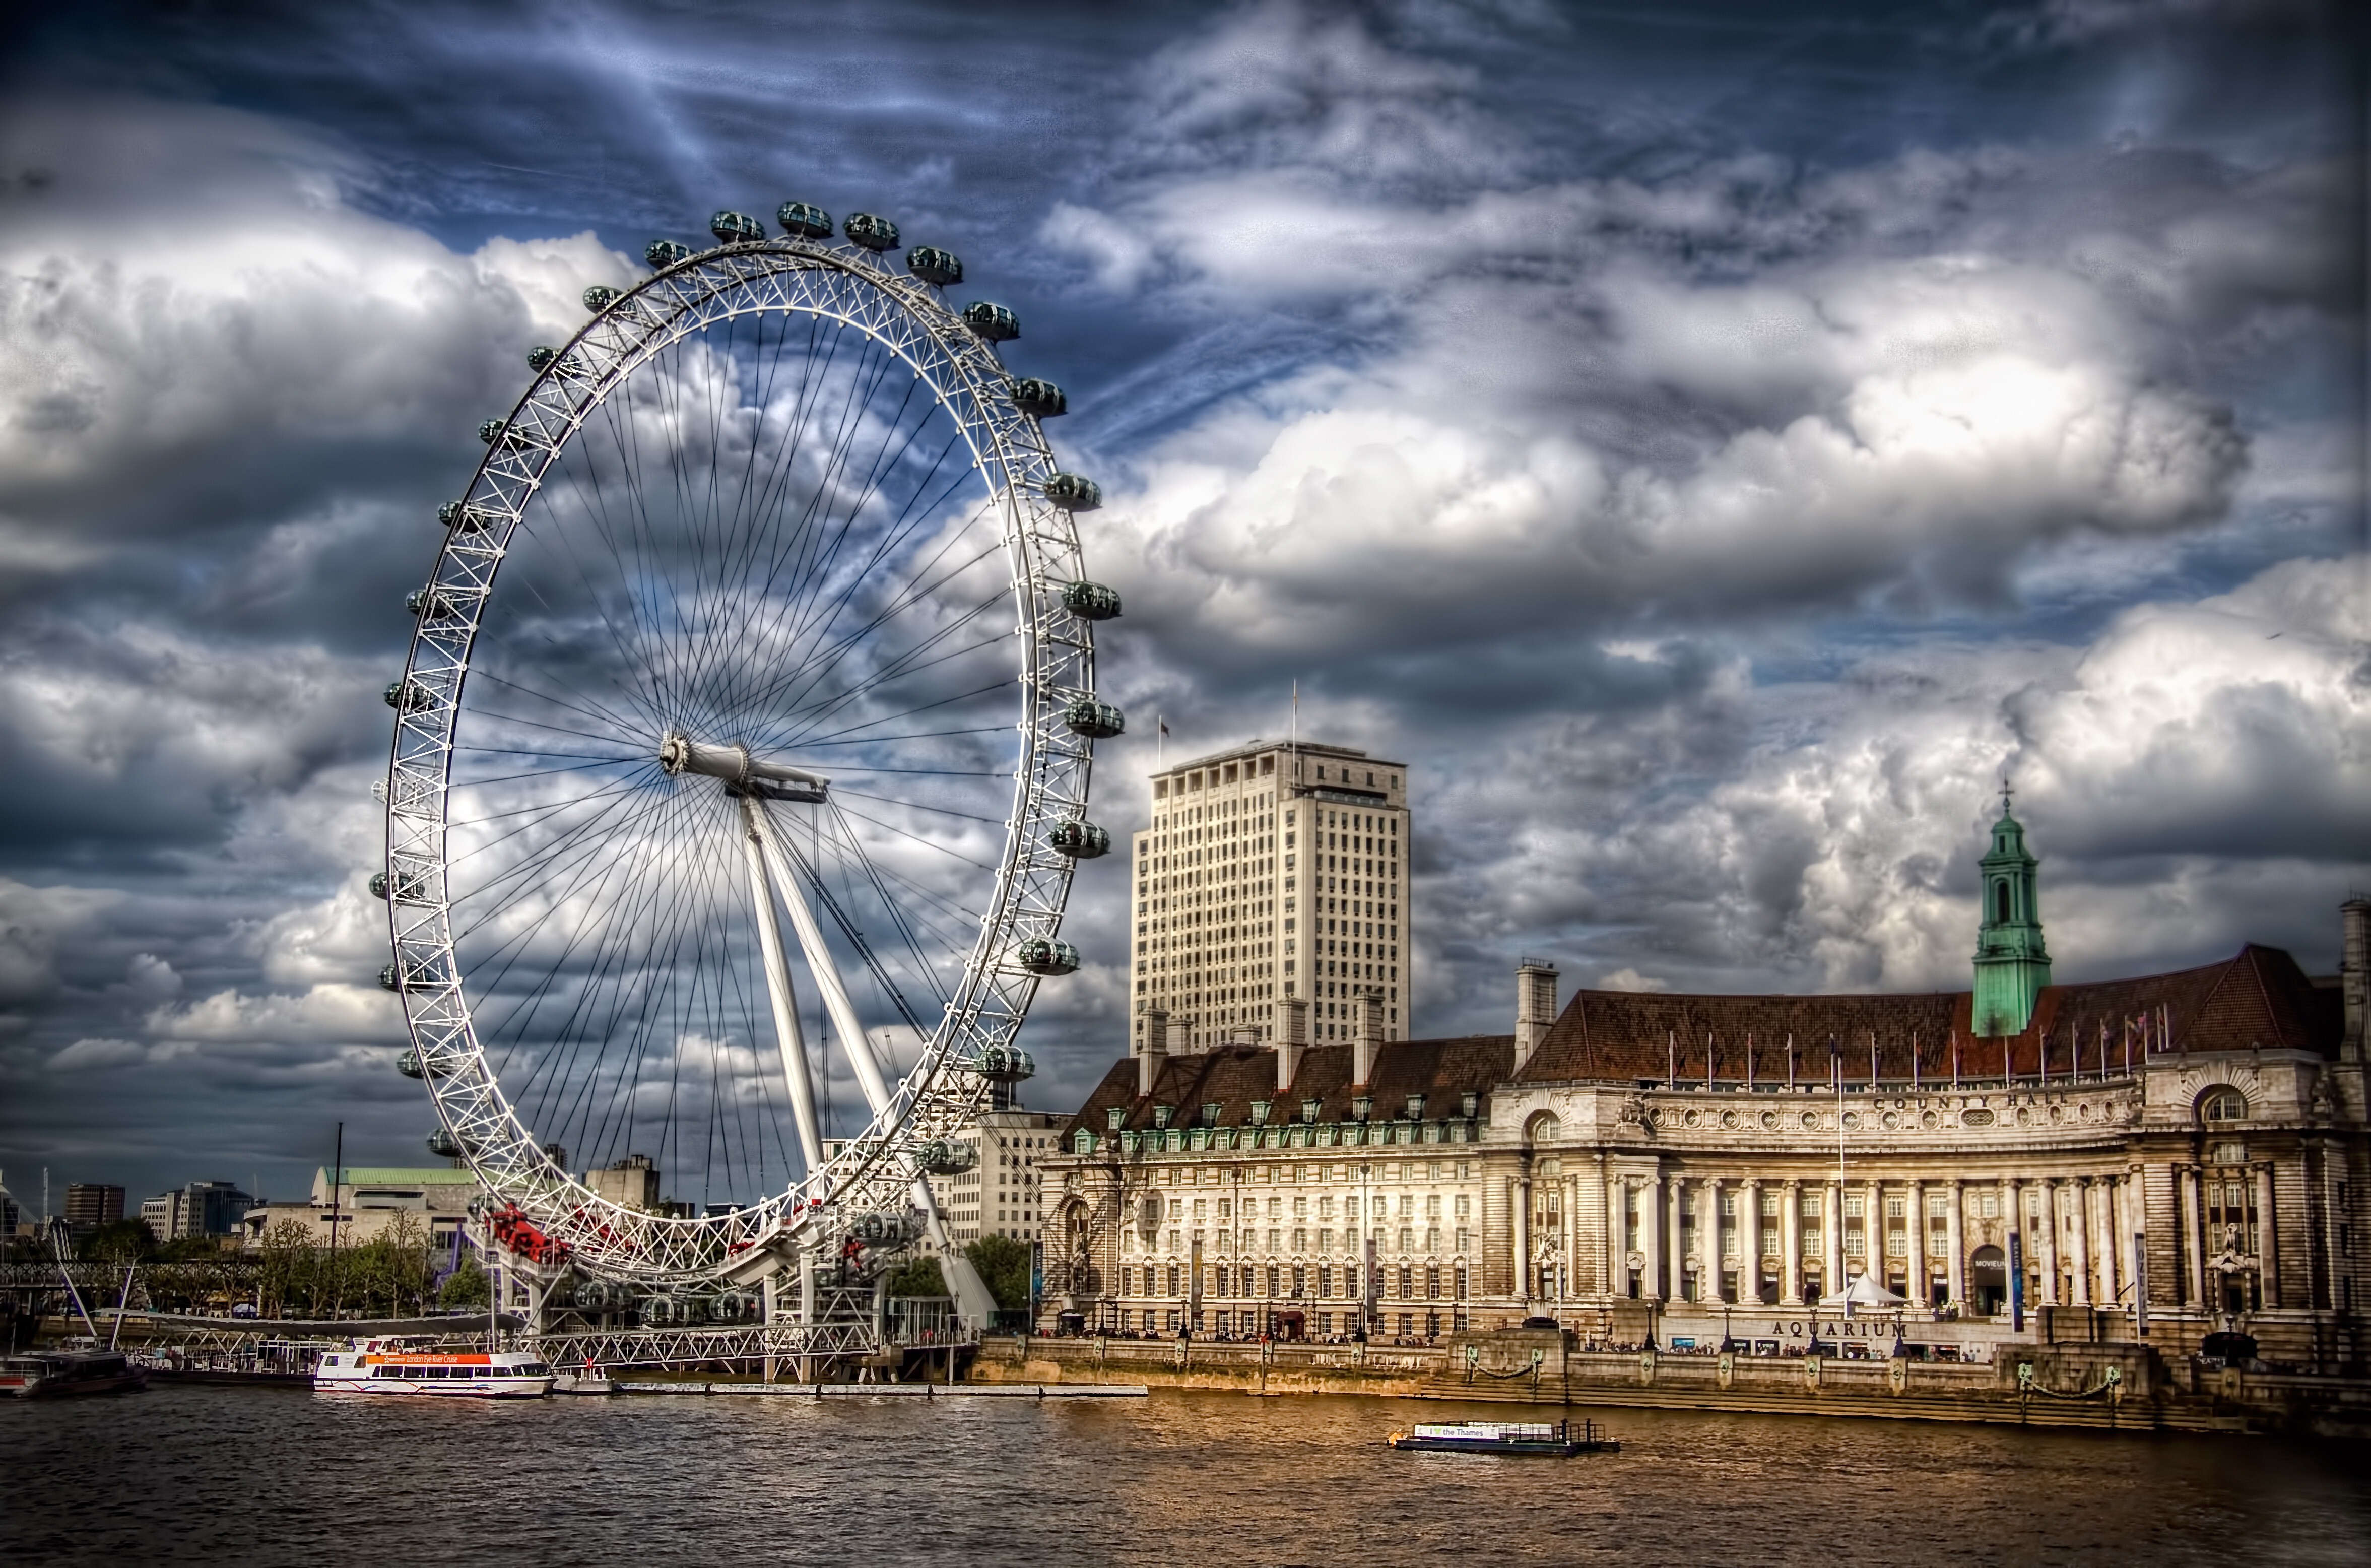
[1039,780,2369,1372]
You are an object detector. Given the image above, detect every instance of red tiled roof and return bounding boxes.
[1060,1035,1517,1140]
[1514,944,2341,1087]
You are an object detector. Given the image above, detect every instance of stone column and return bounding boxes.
[2179,1165,2206,1307]
[1668,1179,1686,1303]
[1703,1176,1725,1303]
[2069,1179,2092,1306]
[1641,1171,1664,1302]
[1512,1174,1531,1302]
[2105,1177,2124,1309]
[1596,1154,1615,1296]
[1905,1179,1925,1305]
[1606,1172,1626,1295]
[2037,1180,2060,1306]
[1824,1179,1844,1297]
[1864,1180,1883,1286]
[1565,1173,1582,1301]
[1741,1177,1763,1304]
[2256,1163,2279,1309]
[1945,1179,1966,1309]
[1782,1181,1804,1306]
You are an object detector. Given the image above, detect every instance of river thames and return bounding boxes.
[3,1387,2364,1565]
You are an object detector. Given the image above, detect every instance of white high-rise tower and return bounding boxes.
[1129,740,1411,1056]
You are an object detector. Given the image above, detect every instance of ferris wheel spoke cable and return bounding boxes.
[816,804,958,1014]
[448,769,680,945]
[768,587,1009,745]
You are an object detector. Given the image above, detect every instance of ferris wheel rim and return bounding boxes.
[380,230,1100,1284]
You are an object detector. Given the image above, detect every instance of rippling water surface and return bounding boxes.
[3,1385,2364,1566]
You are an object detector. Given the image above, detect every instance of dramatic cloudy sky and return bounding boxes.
[0,0,2362,1208]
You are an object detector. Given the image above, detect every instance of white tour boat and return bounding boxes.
[313,1338,554,1399]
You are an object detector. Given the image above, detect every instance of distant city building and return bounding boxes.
[143,1180,252,1240]
[63,1184,123,1235]
[585,1154,661,1211]
[923,1109,1064,1246]
[241,1167,469,1251]
[0,1181,21,1239]
[1042,805,2371,1374]
[1132,740,1410,1059]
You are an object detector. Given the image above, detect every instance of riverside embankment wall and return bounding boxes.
[967,1335,2371,1437]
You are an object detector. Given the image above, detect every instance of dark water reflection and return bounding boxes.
[3,1386,2364,1566]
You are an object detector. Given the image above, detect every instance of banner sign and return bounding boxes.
[2009,1231,2025,1332]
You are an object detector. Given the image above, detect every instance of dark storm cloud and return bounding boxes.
[0,0,2360,1207]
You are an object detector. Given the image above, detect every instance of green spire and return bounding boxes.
[1972,784,2050,1037]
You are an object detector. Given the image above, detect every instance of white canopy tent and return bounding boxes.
[1817,1272,1909,1315]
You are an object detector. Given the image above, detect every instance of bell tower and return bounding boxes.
[1972,785,2050,1038]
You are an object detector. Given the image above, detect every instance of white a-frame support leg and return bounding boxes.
[748,803,1002,1334]
[741,793,823,1177]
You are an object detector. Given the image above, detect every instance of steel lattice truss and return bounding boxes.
[382,232,1099,1284]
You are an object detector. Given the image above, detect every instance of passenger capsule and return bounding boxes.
[1011,377,1067,418]
[905,246,962,286]
[370,869,426,902]
[380,963,404,995]
[961,301,1019,342]
[438,500,492,533]
[1016,939,1081,977]
[973,1043,1039,1080]
[1047,820,1111,859]
[645,239,693,269]
[396,1047,424,1078]
[582,285,620,312]
[776,201,833,239]
[914,1139,977,1177]
[426,1127,470,1159]
[1060,579,1121,620]
[709,209,765,245]
[526,345,579,376]
[478,418,531,451]
[1061,696,1124,739]
[383,679,433,712]
[406,586,460,619]
[1042,473,1102,511]
[849,1211,924,1248]
[842,212,900,251]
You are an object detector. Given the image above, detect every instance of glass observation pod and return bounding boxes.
[581,285,620,312]
[962,301,1019,342]
[396,1049,450,1080]
[407,587,462,620]
[645,239,693,269]
[709,210,765,245]
[384,679,432,711]
[972,1043,1038,1080]
[369,869,426,902]
[1016,938,1081,977]
[526,345,582,377]
[1060,579,1121,620]
[1011,377,1067,418]
[437,501,493,534]
[1046,820,1112,859]
[914,1138,977,1177]
[850,1211,924,1247]
[426,1127,471,1159]
[1062,696,1124,738]
[776,201,832,239]
[1042,473,1102,511]
[906,246,963,286]
[842,212,900,251]
[478,419,531,452]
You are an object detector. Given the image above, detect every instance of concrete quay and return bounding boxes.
[965,1332,2371,1437]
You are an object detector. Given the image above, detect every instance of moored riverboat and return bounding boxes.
[1387,1419,1618,1456]
[0,1349,150,1399]
[313,1339,553,1399]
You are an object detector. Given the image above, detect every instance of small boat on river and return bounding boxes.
[0,1349,150,1399]
[1387,1418,1619,1456]
[313,1339,554,1399]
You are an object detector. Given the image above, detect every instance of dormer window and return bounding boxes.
[1406,1094,1426,1121]
[1152,1104,1173,1130]
[2201,1088,2248,1124]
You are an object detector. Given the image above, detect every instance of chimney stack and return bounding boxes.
[2343,898,2369,1062]
[1514,959,1559,1073]
[1278,998,1309,1091]
[1354,990,1383,1087]
[1138,1007,1169,1098]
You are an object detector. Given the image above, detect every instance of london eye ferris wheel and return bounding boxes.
[375,202,1121,1287]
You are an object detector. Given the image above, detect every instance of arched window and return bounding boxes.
[2200,1088,2248,1124]
[1995,881,2012,922]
